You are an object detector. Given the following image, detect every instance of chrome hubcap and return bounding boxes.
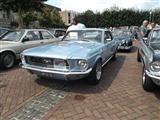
[96,63,102,80]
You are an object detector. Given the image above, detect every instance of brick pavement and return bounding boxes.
[0,40,160,120]
[0,67,67,120]
[0,68,46,119]
[41,40,160,120]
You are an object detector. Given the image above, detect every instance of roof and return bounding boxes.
[67,28,109,32]
[14,29,50,31]
[153,27,160,31]
[44,4,61,11]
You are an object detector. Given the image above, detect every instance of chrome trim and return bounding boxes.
[145,70,160,80]
[22,65,92,75]
[102,55,113,67]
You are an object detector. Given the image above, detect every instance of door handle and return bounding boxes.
[40,41,44,44]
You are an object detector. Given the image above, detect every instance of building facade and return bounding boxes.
[0,4,61,28]
[60,10,78,26]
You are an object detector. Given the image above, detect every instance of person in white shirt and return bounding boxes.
[67,18,86,32]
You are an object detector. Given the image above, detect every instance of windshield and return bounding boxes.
[1,30,25,41]
[63,30,102,43]
[150,30,160,43]
[113,29,130,37]
[0,29,8,36]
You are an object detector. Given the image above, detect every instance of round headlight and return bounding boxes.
[150,61,160,72]
[78,60,88,70]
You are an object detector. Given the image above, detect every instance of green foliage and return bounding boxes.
[38,7,65,28]
[0,0,46,27]
[21,11,37,27]
[75,8,160,27]
[0,0,46,12]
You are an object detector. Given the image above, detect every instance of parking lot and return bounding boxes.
[0,40,160,120]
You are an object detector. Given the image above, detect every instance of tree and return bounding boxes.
[75,8,160,28]
[38,7,65,28]
[21,11,37,27]
[0,0,46,27]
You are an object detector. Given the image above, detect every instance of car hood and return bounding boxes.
[22,40,102,59]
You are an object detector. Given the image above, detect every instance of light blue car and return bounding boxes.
[21,28,118,84]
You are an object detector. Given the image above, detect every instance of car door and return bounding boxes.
[139,32,152,63]
[40,30,58,44]
[18,30,42,53]
[103,31,114,61]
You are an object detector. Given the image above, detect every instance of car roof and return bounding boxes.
[68,28,109,32]
[15,29,51,31]
[153,27,160,31]
[49,28,66,30]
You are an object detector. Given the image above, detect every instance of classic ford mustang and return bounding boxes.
[137,27,160,91]
[113,28,132,51]
[21,28,118,84]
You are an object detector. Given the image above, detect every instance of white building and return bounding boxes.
[60,10,78,26]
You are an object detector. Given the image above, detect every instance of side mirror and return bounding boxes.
[22,37,29,42]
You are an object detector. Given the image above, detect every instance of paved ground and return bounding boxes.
[0,40,160,120]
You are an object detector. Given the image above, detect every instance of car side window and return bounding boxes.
[55,30,66,37]
[25,31,41,41]
[104,31,112,44]
[150,30,160,43]
[41,31,54,39]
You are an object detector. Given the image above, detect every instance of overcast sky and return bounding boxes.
[46,0,160,12]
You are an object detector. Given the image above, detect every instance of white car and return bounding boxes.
[0,29,58,69]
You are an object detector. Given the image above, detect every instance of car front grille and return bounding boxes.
[25,56,55,68]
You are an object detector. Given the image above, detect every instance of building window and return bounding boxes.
[68,12,71,24]
[3,14,5,19]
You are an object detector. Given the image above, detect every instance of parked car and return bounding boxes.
[0,29,58,69]
[0,27,12,39]
[112,29,133,51]
[49,28,66,38]
[137,27,160,91]
[21,28,118,84]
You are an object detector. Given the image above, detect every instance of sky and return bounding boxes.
[46,0,160,12]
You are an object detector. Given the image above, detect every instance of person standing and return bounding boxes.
[67,18,86,32]
[140,20,149,38]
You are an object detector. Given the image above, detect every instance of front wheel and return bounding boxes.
[0,52,15,69]
[87,60,102,85]
[142,67,156,91]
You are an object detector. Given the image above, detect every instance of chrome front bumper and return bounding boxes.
[22,65,92,81]
[145,70,160,85]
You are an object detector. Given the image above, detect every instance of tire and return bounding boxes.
[137,50,141,62]
[0,52,15,69]
[87,60,102,85]
[142,67,156,91]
